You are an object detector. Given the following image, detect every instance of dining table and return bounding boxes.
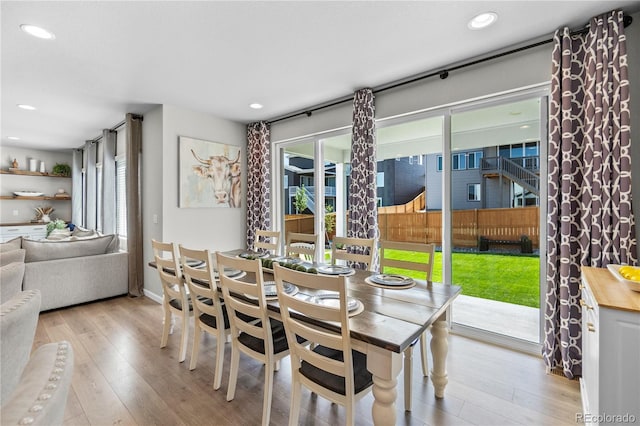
[150,250,461,426]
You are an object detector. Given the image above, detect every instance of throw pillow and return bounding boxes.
[0,249,26,267]
[0,262,26,303]
[0,237,22,252]
[22,234,117,263]
[71,226,96,238]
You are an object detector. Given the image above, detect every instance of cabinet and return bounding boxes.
[580,267,640,425]
[0,224,47,242]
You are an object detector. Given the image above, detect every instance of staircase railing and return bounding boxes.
[481,156,540,195]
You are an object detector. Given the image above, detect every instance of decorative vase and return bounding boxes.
[41,214,51,223]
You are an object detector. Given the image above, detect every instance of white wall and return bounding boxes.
[0,146,73,223]
[142,104,246,298]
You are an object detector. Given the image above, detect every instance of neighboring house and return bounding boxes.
[427,142,540,210]
[283,155,337,215]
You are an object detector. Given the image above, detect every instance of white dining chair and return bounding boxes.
[379,239,435,411]
[285,231,319,261]
[151,239,191,363]
[331,236,377,271]
[215,251,293,426]
[179,245,231,390]
[273,263,373,425]
[254,229,281,255]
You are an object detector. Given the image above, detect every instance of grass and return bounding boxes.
[382,249,540,308]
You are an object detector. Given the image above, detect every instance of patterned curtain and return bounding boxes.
[348,88,379,270]
[545,10,636,378]
[246,122,271,250]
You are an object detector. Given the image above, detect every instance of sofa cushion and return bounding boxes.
[23,234,118,263]
[0,249,26,267]
[0,237,22,252]
[0,262,26,304]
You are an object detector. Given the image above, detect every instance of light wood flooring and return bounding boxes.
[34,295,581,425]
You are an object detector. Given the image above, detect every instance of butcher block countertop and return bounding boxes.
[581,266,640,313]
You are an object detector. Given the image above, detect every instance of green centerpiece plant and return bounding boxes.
[46,219,67,236]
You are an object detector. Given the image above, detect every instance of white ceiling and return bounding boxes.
[2,1,639,151]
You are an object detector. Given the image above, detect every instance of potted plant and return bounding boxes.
[51,163,71,177]
[46,219,68,236]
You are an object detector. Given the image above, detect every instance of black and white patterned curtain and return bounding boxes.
[246,122,271,250]
[545,10,636,378]
[348,88,379,269]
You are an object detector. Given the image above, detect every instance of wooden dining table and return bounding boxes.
[150,251,461,426]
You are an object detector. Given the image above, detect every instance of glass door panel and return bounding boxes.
[282,142,316,248]
[450,97,543,343]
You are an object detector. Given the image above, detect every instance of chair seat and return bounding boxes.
[238,319,290,354]
[168,298,193,311]
[300,346,372,395]
[199,303,231,330]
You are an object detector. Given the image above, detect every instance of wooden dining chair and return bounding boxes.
[215,252,292,426]
[273,263,373,425]
[254,229,281,255]
[331,236,377,271]
[179,245,231,390]
[285,232,319,261]
[379,240,435,411]
[151,239,191,363]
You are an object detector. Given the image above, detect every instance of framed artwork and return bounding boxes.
[179,136,242,208]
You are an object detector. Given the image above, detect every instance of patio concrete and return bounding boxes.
[452,294,540,342]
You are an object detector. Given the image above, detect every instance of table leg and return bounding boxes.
[366,345,403,426]
[430,316,449,398]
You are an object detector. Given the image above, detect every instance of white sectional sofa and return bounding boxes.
[2,234,128,311]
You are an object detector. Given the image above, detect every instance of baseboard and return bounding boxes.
[144,289,162,304]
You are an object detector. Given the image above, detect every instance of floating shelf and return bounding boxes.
[1,169,71,178]
[0,196,71,201]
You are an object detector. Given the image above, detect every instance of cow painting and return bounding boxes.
[179,137,242,208]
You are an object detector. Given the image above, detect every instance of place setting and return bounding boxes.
[365,273,416,289]
[262,280,299,300]
[297,292,364,317]
[315,264,356,276]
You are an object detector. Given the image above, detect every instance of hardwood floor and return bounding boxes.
[34,295,581,425]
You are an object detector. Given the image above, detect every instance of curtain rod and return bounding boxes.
[267,14,632,125]
[87,113,144,144]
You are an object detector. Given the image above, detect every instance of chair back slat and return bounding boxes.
[285,232,319,261]
[379,240,435,285]
[331,236,377,271]
[254,230,280,255]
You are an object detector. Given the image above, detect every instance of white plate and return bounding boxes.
[14,191,44,197]
[306,293,359,311]
[370,274,414,286]
[606,264,640,292]
[272,256,302,265]
[182,260,205,269]
[214,268,243,279]
[263,281,297,298]
[316,265,354,275]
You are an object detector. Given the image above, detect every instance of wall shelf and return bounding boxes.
[1,169,71,178]
[0,196,71,201]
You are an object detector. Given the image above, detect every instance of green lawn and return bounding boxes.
[382,249,540,308]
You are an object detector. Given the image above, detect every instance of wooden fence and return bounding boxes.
[286,206,539,249]
[379,206,540,248]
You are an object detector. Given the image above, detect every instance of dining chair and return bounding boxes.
[179,245,231,390]
[215,251,292,426]
[331,236,377,271]
[272,263,373,425]
[379,240,435,411]
[254,229,281,255]
[151,239,191,363]
[285,231,319,261]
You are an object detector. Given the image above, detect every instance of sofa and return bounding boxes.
[1,233,128,311]
[1,290,74,425]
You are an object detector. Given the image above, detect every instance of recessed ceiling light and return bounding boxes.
[249,103,263,110]
[20,24,55,40]
[17,104,36,111]
[7,136,21,140]
[520,125,531,129]
[468,12,498,30]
